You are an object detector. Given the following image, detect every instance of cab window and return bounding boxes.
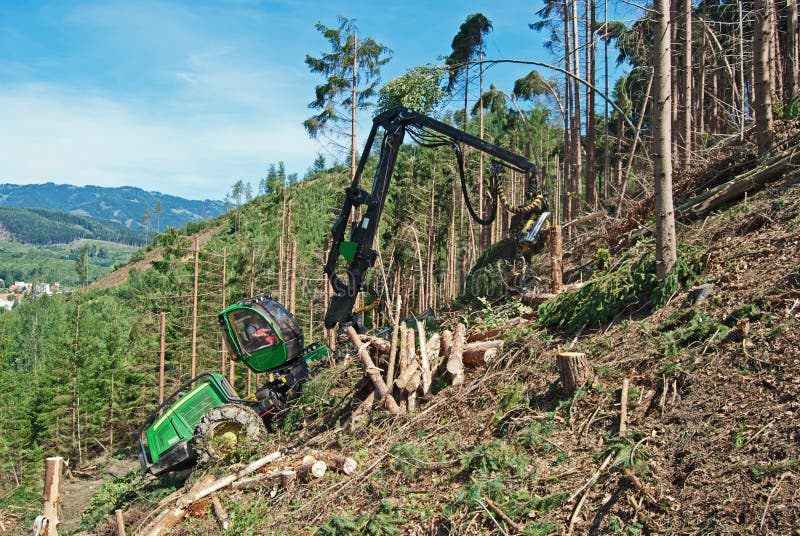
[263,301,301,341]
[228,309,277,354]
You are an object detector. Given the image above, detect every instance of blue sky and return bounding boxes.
[0,0,632,200]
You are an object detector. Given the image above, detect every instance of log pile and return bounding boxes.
[347,319,508,418]
[135,448,357,536]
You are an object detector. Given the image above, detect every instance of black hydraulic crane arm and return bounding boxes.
[323,108,538,328]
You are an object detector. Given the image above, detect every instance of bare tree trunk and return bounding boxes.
[603,0,611,201]
[754,0,775,152]
[586,0,598,209]
[563,0,574,229]
[711,67,719,134]
[787,0,800,101]
[698,29,706,139]
[221,248,228,376]
[289,240,297,315]
[284,203,293,307]
[159,312,166,405]
[427,174,436,312]
[278,189,286,303]
[191,235,199,378]
[448,176,457,300]
[769,2,782,106]
[682,0,693,168]
[571,0,583,216]
[351,33,358,181]
[654,0,678,279]
[738,0,746,139]
[550,225,564,293]
[410,226,425,312]
[671,0,680,159]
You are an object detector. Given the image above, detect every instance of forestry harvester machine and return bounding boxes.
[138,108,550,475]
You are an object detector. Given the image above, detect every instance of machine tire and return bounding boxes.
[190,404,267,464]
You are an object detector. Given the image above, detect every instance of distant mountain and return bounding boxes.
[0,206,145,245]
[0,182,227,231]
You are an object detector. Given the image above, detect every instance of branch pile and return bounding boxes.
[134,448,356,536]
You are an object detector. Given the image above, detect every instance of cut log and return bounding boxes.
[426,333,442,372]
[361,335,391,354]
[619,378,630,435]
[467,317,531,343]
[550,224,564,294]
[441,330,453,359]
[520,292,558,307]
[141,452,282,535]
[394,359,420,390]
[347,327,401,416]
[556,352,592,395]
[403,369,422,394]
[677,148,800,217]
[298,456,327,480]
[115,509,127,536]
[211,496,229,530]
[462,340,504,367]
[385,292,402,387]
[447,323,466,386]
[231,474,268,491]
[417,321,432,396]
[303,450,357,475]
[563,210,607,228]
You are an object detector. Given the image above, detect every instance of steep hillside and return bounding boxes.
[0,239,137,287]
[66,129,800,535]
[0,183,226,231]
[0,206,145,245]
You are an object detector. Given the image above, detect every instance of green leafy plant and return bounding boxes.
[596,248,611,270]
[81,473,145,528]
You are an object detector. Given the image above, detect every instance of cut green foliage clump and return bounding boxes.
[316,502,403,536]
[389,441,430,477]
[461,440,528,478]
[659,309,730,359]
[538,238,705,331]
[602,431,652,469]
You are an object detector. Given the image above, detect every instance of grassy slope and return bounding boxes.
[0,239,137,287]
[79,132,800,535]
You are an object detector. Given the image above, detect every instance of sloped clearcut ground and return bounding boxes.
[76,128,799,535]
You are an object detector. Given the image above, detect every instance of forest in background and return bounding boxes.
[0,0,798,519]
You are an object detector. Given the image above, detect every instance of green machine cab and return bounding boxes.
[218,296,304,372]
[138,296,328,475]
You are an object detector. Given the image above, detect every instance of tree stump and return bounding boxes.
[556,352,592,395]
[39,456,63,536]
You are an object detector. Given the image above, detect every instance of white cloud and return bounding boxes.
[0,83,316,199]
